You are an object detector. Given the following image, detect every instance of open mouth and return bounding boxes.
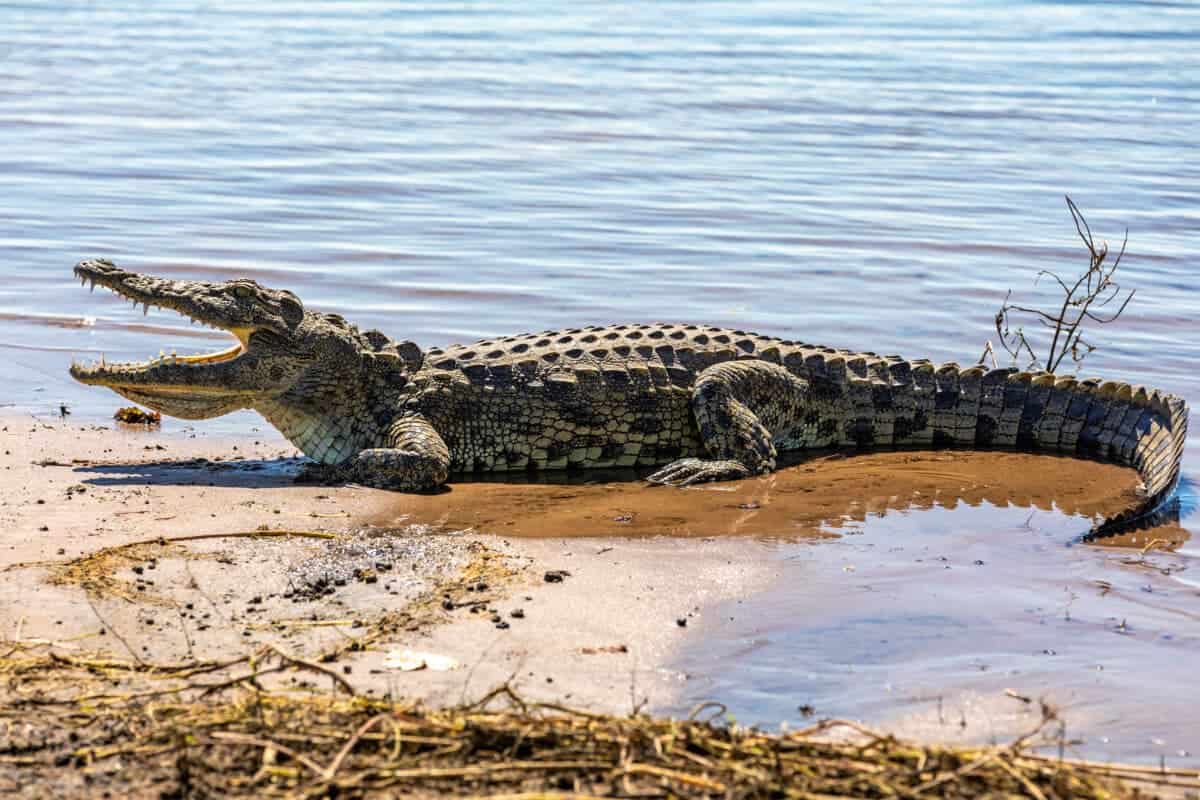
[71,264,251,379]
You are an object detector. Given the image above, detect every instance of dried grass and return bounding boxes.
[3,667,1189,800]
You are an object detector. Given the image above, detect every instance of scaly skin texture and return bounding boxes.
[70,260,1188,535]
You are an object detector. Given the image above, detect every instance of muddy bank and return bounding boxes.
[371,449,1144,540]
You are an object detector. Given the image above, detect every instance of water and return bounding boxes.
[1,0,1197,765]
[669,498,1200,766]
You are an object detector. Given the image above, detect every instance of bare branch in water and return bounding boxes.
[977,340,998,369]
[992,196,1136,373]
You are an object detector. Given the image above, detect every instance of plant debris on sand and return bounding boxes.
[113,406,163,425]
[2,655,1194,799]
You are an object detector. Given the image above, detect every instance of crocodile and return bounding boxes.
[69,259,1188,536]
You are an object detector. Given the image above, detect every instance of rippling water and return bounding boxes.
[2,0,1197,765]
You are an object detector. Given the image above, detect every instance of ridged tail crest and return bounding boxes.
[779,346,1188,537]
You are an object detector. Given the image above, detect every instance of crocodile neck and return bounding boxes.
[257,380,402,465]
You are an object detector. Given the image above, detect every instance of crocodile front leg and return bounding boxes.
[299,417,450,491]
[647,360,809,487]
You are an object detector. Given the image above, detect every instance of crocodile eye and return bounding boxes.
[279,291,304,321]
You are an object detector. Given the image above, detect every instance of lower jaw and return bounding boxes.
[113,386,252,419]
[73,342,246,387]
[100,381,240,396]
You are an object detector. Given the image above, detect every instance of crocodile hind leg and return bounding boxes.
[647,361,809,486]
[298,417,451,491]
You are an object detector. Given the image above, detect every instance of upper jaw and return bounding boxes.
[74,259,260,341]
[70,259,255,384]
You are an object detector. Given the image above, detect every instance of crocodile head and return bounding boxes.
[69,259,379,420]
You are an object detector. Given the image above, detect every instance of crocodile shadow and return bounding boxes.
[73,456,308,489]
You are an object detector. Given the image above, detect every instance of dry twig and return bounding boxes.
[994,196,1135,372]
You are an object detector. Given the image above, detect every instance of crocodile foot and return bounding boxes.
[645,458,751,487]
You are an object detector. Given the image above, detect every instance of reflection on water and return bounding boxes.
[1,0,1197,767]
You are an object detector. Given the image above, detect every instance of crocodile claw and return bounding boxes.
[645,458,751,487]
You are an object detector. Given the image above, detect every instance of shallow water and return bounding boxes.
[1,0,1197,766]
[666,481,1200,767]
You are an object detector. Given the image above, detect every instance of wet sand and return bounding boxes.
[370,450,1144,540]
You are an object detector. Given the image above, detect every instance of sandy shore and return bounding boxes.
[0,412,785,714]
[1,409,1148,720]
[11,407,1200,797]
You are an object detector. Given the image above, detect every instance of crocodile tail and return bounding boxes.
[783,349,1188,537]
[907,362,1186,537]
[1069,379,1188,537]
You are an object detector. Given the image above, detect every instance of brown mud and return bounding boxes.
[372,450,1145,541]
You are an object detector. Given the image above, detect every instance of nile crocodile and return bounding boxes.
[69,259,1188,535]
